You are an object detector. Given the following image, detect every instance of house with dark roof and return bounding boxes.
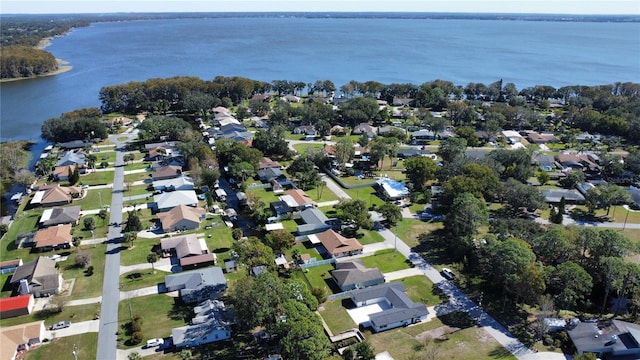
[411,129,436,143]
[152,165,182,181]
[218,123,252,143]
[164,267,227,304]
[33,224,73,251]
[56,151,86,167]
[352,123,377,138]
[158,206,206,233]
[331,260,384,291]
[144,141,177,151]
[58,140,93,149]
[541,189,586,204]
[568,319,640,359]
[0,294,35,319]
[532,154,557,172]
[39,206,81,227]
[270,201,293,217]
[307,229,363,258]
[349,282,428,332]
[0,259,23,274]
[172,299,234,348]
[526,131,559,144]
[10,257,61,298]
[257,167,285,183]
[378,126,406,136]
[296,208,332,235]
[293,125,317,136]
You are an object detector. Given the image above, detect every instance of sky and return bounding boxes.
[2,0,639,15]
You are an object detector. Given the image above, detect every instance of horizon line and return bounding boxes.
[3,11,639,16]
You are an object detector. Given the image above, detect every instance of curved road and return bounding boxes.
[96,130,137,360]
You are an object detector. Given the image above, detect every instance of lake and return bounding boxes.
[1,15,639,143]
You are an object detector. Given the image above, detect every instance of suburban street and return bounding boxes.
[96,129,136,360]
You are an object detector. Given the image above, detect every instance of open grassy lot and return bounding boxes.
[395,218,444,248]
[367,312,516,360]
[118,294,189,349]
[78,170,114,186]
[337,175,377,187]
[77,188,112,211]
[120,269,168,292]
[124,171,152,183]
[318,299,357,335]
[0,303,101,328]
[96,151,117,164]
[25,333,99,360]
[355,229,385,245]
[123,183,153,197]
[246,187,280,205]
[300,264,336,293]
[398,275,445,306]
[306,183,340,203]
[59,245,107,299]
[341,187,386,208]
[119,236,162,266]
[361,249,411,273]
[124,161,151,171]
[292,143,324,154]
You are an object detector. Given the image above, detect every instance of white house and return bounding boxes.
[501,130,523,144]
[154,191,199,212]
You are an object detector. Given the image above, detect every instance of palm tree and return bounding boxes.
[147,253,158,274]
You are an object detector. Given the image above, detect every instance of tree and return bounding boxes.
[501,178,545,213]
[334,137,355,168]
[558,170,584,189]
[353,341,376,360]
[128,352,142,360]
[98,209,108,225]
[339,97,379,126]
[368,139,388,169]
[487,238,541,305]
[124,231,137,248]
[266,229,296,254]
[599,256,626,314]
[531,227,577,265]
[123,153,135,165]
[438,137,467,164]
[277,300,331,360]
[487,148,533,182]
[83,216,96,230]
[68,166,80,185]
[335,199,373,231]
[252,126,290,158]
[537,171,550,186]
[548,261,593,309]
[444,193,488,258]
[404,156,438,191]
[75,252,91,268]
[232,228,243,240]
[288,155,322,190]
[124,211,143,233]
[585,183,629,215]
[232,237,275,272]
[147,253,158,274]
[14,169,35,190]
[377,202,402,226]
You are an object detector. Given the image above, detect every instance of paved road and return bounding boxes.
[535,214,640,229]
[96,129,136,360]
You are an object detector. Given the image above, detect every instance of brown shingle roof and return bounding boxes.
[316,230,363,256]
[33,224,72,249]
[40,185,81,205]
[285,189,316,207]
[152,165,182,180]
[157,205,205,231]
[258,157,281,170]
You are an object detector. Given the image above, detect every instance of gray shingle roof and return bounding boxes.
[350,282,428,328]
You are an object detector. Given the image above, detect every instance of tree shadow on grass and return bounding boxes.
[439,311,476,329]
[431,284,449,303]
[413,228,450,266]
[168,298,193,322]
[488,345,514,358]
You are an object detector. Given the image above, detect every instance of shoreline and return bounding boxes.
[0,34,72,83]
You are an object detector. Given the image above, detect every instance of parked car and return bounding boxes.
[145,338,164,348]
[441,268,456,280]
[51,321,71,330]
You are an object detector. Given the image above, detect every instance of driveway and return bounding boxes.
[45,320,100,338]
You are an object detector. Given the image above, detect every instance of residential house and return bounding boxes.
[274,254,289,269]
[392,97,414,107]
[224,260,238,273]
[258,157,282,171]
[58,140,93,150]
[568,319,640,358]
[556,153,600,176]
[331,260,384,291]
[153,176,195,192]
[330,125,346,136]
[56,151,86,167]
[270,201,293,217]
[257,167,285,183]
[32,224,73,251]
[410,129,436,143]
[281,95,301,103]
[172,299,234,348]
[378,126,406,136]
[307,229,363,258]
[161,233,215,270]
[352,123,377,138]
[154,191,199,212]
[218,123,252,143]
[293,125,317,136]
[164,267,227,304]
[30,185,82,207]
[296,207,332,235]
[158,205,206,232]
[10,257,61,297]
[39,205,81,227]
[532,154,557,172]
[147,146,174,161]
[104,116,133,127]
[144,141,177,152]
[439,129,457,140]
[0,294,35,319]
[0,259,22,274]
[501,130,523,144]
[282,189,315,210]
[526,131,559,144]
[0,321,46,360]
[541,189,586,205]
[152,165,182,181]
[52,164,81,181]
[349,282,429,332]
[376,178,409,201]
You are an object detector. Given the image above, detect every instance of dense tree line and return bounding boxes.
[41,107,108,143]
[0,141,33,196]
[0,46,58,78]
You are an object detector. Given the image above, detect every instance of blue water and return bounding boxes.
[1,16,639,142]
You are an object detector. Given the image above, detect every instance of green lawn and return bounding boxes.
[292,143,324,154]
[77,188,112,211]
[341,187,386,208]
[124,172,152,183]
[246,187,281,206]
[398,275,443,306]
[124,161,151,171]
[0,273,13,298]
[395,218,444,248]
[59,245,107,299]
[355,229,385,245]
[300,264,336,293]
[361,249,410,273]
[78,170,114,186]
[318,299,357,335]
[306,184,340,204]
[73,215,110,239]
[118,294,189,349]
[119,237,162,266]
[97,151,117,164]
[123,184,153,197]
[120,269,168,292]
[1,210,41,260]
[26,333,99,360]
[337,176,377,187]
[0,303,101,328]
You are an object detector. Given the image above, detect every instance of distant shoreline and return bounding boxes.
[0,36,73,83]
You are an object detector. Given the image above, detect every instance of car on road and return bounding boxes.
[145,338,164,348]
[441,267,456,280]
[51,321,71,330]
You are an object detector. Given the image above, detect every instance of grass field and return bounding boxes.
[59,245,107,299]
[25,333,99,360]
[77,188,112,211]
[292,143,324,154]
[120,269,168,292]
[124,172,152,183]
[395,218,444,248]
[361,249,411,273]
[0,303,101,328]
[318,299,357,335]
[78,170,114,186]
[398,275,445,306]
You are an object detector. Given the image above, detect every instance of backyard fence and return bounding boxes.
[300,257,336,269]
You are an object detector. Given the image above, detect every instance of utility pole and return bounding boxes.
[72,343,78,360]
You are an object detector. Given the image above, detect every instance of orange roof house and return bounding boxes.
[313,229,363,258]
[30,185,82,207]
[33,224,73,250]
[0,321,45,360]
[158,205,206,232]
[285,189,316,208]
